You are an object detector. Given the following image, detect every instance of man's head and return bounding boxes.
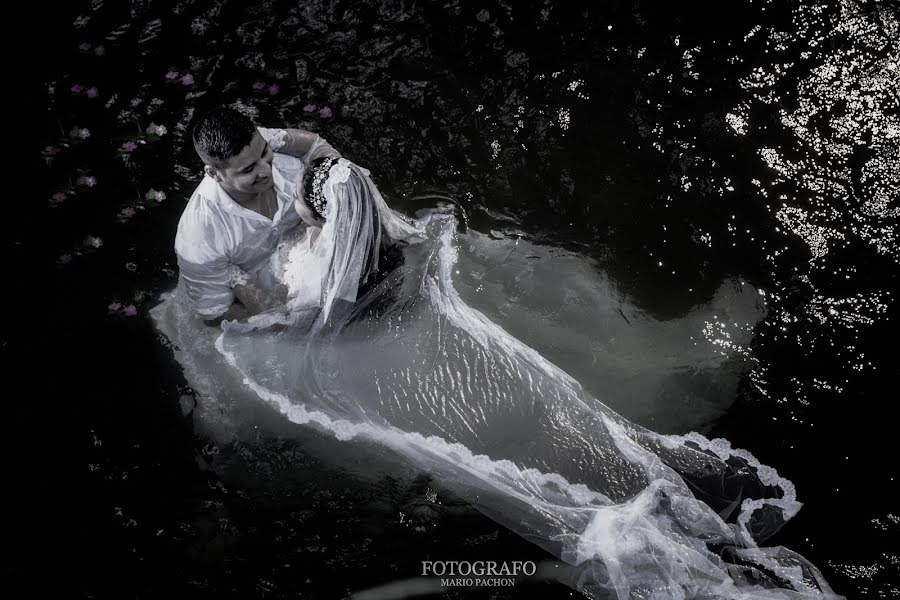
[192,107,274,198]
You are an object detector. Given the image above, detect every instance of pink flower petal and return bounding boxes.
[180,74,194,85]
[123,305,137,317]
[303,104,317,112]
[108,302,122,311]
[252,81,266,90]
[319,106,332,118]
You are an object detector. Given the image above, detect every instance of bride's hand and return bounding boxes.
[234,282,288,314]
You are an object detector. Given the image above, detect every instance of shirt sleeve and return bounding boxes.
[175,206,248,320]
[176,253,236,319]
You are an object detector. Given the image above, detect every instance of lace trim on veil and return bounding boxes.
[321,158,354,218]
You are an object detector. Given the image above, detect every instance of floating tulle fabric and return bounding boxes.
[153,159,840,599]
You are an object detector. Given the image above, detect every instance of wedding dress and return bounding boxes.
[154,158,840,599]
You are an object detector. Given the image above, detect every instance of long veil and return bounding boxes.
[192,159,839,599]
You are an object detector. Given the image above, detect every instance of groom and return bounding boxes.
[176,106,340,326]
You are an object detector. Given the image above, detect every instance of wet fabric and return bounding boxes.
[157,159,841,599]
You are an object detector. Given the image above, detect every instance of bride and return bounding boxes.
[156,137,841,599]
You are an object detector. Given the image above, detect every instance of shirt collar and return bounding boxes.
[199,174,272,223]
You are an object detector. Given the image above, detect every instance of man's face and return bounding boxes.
[206,131,274,197]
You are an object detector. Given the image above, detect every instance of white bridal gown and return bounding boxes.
[153,141,841,599]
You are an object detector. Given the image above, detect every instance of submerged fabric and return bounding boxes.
[155,159,840,599]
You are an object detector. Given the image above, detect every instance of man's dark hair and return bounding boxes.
[191,107,256,169]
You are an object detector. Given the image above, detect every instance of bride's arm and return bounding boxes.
[269,128,318,157]
[257,127,341,161]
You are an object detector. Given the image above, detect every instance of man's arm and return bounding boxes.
[232,281,288,314]
[203,302,249,327]
[200,285,268,328]
[202,283,289,327]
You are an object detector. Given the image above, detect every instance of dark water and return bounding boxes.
[11,0,898,597]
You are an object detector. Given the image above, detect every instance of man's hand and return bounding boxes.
[203,303,249,327]
[270,283,289,307]
[204,283,288,327]
[233,282,289,314]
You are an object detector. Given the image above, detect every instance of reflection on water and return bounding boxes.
[453,230,765,433]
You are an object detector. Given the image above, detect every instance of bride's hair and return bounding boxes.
[300,156,340,220]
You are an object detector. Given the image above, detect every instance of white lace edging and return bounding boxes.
[321,159,354,219]
[257,127,288,152]
[227,264,251,287]
[329,158,353,185]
